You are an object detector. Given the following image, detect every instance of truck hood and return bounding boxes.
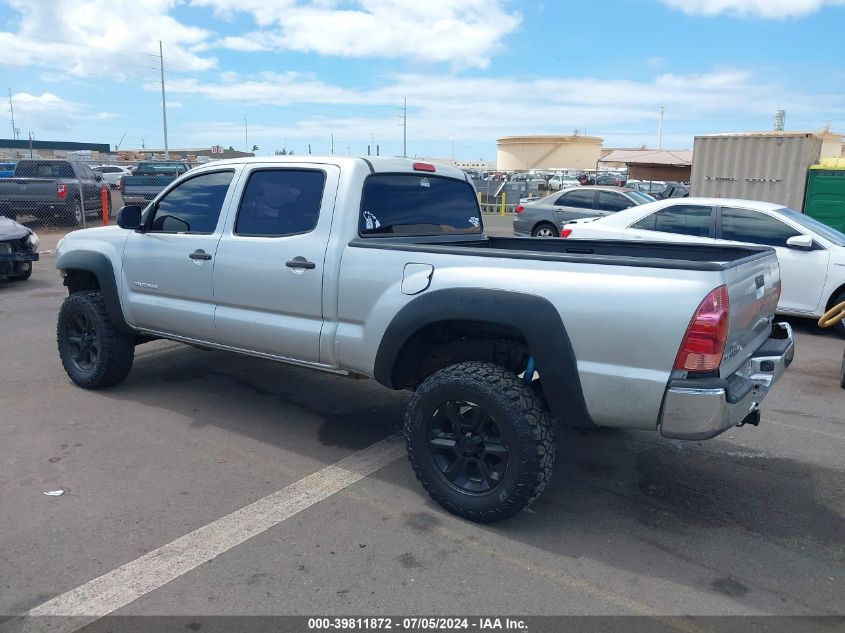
[0,214,32,241]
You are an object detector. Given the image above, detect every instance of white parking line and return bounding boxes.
[17,434,404,628]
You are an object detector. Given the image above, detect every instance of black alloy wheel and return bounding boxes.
[64,311,101,372]
[427,400,509,494]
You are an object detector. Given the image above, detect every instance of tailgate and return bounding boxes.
[0,178,60,201]
[720,249,781,377]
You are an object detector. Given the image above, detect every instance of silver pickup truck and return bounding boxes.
[54,157,794,523]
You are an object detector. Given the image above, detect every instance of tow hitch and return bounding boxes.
[738,405,761,428]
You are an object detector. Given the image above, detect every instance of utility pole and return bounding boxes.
[657,106,664,150]
[331,133,334,154]
[28,130,33,158]
[8,88,18,140]
[403,98,407,158]
[159,41,169,159]
[141,137,146,149]
[244,116,248,152]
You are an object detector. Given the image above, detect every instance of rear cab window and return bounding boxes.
[359,173,482,237]
[14,161,75,178]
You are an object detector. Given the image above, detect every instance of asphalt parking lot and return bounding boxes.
[0,231,843,626]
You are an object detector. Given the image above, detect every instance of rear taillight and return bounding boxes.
[674,285,730,372]
[57,183,68,200]
[516,205,524,214]
[561,228,572,238]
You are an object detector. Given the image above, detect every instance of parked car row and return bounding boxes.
[514,194,845,337]
[513,186,656,237]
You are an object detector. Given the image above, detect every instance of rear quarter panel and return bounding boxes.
[336,245,723,430]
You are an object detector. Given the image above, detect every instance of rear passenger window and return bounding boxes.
[597,191,634,212]
[235,170,326,237]
[557,190,594,209]
[148,171,234,234]
[632,205,713,238]
[720,207,800,247]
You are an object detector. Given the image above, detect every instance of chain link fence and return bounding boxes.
[471,179,545,214]
[0,158,128,235]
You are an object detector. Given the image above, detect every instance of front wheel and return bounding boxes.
[9,261,32,281]
[57,291,135,389]
[405,361,555,523]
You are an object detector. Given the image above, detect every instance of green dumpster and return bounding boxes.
[805,157,845,234]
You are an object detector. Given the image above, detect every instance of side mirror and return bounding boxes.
[117,205,142,230]
[786,235,813,250]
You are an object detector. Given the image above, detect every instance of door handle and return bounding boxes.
[189,249,212,261]
[286,257,316,270]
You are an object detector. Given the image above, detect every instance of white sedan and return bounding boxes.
[92,165,132,189]
[564,197,845,336]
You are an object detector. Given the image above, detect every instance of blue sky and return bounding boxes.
[1,0,844,160]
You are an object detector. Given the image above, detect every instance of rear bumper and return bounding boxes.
[659,322,795,440]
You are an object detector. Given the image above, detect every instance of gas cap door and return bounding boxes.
[401,263,434,295]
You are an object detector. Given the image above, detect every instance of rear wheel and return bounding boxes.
[57,291,134,389]
[64,199,84,226]
[531,222,558,238]
[405,361,555,523]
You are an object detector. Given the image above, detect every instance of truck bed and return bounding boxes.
[349,235,774,271]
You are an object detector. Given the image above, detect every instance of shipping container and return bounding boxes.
[690,132,823,210]
[805,157,845,233]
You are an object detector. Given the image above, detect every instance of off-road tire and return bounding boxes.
[57,291,134,389]
[405,361,555,523]
[531,222,558,238]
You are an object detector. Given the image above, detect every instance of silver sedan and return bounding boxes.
[513,186,655,237]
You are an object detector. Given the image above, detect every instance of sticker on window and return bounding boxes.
[363,211,381,230]
[468,217,480,228]
[420,177,430,188]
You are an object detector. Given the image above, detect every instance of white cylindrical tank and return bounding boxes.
[496,135,603,171]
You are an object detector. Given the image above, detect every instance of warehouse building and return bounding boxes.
[0,138,110,160]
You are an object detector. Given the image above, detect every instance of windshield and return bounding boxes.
[629,191,656,204]
[359,173,482,237]
[135,162,187,175]
[776,207,845,246]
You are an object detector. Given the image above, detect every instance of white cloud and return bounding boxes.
[660,0,845,18]
[162,68,843,149]
[9,93,79,132]
[0,0,218,80]
[191,0,522,68]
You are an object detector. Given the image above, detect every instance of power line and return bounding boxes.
[2,44,159,70]
[5,33,160,58]
[0,60,158,83]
